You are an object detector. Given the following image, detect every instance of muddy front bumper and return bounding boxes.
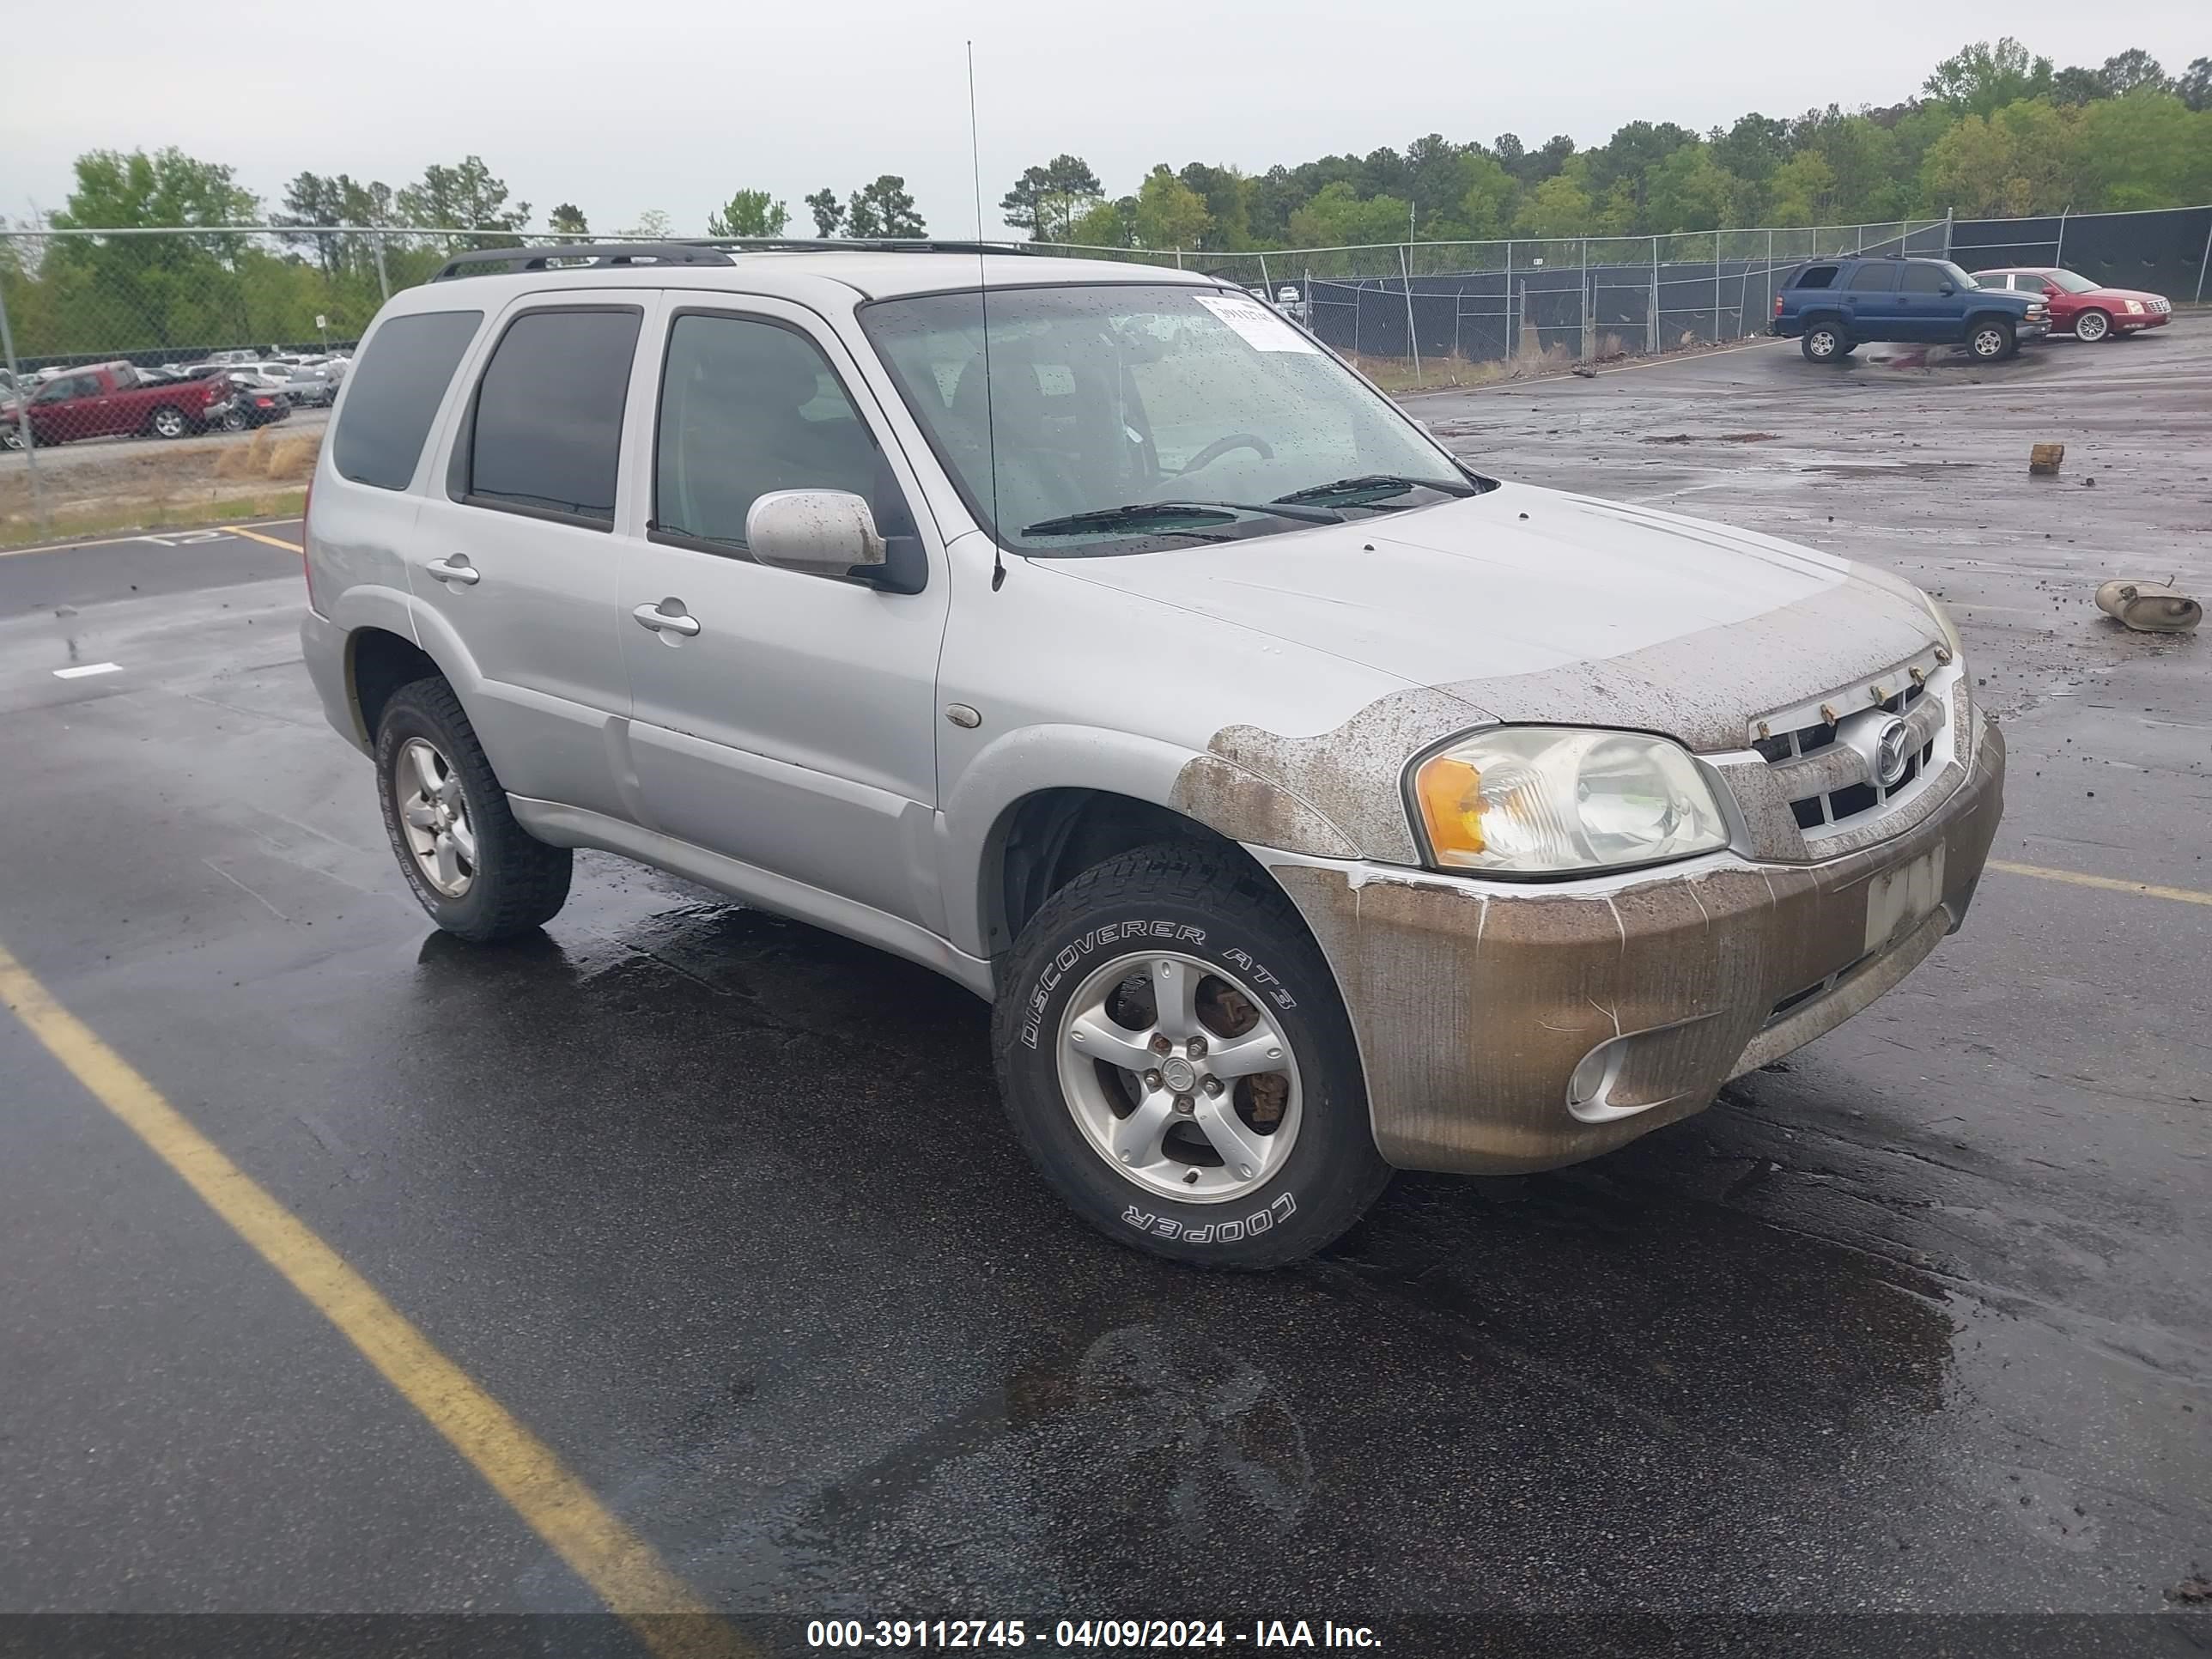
[1263,719,2006,1175]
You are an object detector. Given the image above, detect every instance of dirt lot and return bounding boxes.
[0,327,2206,1653]
[0,411,327,544]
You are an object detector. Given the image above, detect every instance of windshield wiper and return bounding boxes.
[1020,499,1337,540]
[1273,472,1478,507]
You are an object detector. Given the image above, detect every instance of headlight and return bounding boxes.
[2124,300,2143,315]
[1411,728,1730,876]
[1923,591,1963,661]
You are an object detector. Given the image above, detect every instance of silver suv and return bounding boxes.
[300,240,2005,1267]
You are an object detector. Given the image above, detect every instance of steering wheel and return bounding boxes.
[1174,433,1274,478]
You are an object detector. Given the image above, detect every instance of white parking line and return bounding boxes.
[52,662,123,680]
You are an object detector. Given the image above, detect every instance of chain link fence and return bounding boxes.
[5,209,2207,543]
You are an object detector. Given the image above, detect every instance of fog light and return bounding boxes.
[1568,1043,1619,1111]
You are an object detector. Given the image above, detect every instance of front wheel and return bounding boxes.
[992,842,1391,1268]
[2073,308,2110,343]
[1968,318,2016,362]
[1801,323,1848,363]
[374,678,572,941]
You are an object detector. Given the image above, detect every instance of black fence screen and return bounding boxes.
[1950,207,2212,299]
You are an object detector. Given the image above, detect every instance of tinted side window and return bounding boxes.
[333,309,483,490]
[1850,264,1898,292]
[2014,275,2050,293]
[1899,264,1948,294]
[1794,264,1839,290]
[463,308,641,526]
[653,313,884,551]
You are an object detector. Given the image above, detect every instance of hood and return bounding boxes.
[1048,481,1943,750]
[2086,287,2166,304]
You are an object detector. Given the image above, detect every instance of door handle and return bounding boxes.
[633,601,701,637]
[426,556,480,586]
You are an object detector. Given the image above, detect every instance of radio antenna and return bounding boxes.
[967,40,1006,592]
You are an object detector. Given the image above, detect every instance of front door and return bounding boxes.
[410,293,654,821]
[616,301,950,931]
[1844,261,1902,337]
[1895,261,1954,342]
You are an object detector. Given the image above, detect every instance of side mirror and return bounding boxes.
[745,489,885,580]
[1938,283,1954,295]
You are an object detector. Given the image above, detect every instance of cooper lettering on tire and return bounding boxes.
[990,842,1391,1268]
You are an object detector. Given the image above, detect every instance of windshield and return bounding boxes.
[860,283,1483,554]
[2045,269,2101,294]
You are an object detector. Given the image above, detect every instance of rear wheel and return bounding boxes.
[1802,322,1848,363]
[1968,318,2016,362]
[221,407,248,432]
[148,405,188,439]
[992,842,1391,1268]
[0,426,21,452]
[2073,308,2110,343]
[374,678,572,941]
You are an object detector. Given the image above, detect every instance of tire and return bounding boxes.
[221,407,248,432]
[0,426,21,452]
[1801,321,1847,363]
[148,405,188,440]
[2073,308,2110,343]
[1967,317,2015,362]
[374,677,572,942]
[991,842,1391,1268]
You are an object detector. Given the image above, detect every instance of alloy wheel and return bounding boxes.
[1054,950,1303,1203]
[392,738,477,897]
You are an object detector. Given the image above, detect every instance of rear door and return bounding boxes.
[1843,261,1901,337]
[410,293,657,821]
[1895,262,1954,341]
[615,298,950,930]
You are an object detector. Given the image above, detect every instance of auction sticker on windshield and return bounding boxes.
[1194,293,1318,353]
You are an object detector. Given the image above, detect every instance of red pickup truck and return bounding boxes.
[0,361,240,449]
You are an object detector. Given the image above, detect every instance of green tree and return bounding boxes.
[847,176,923,239]
[398,156,528,246]
[1000,155,1103,242]
[2180,58,2212,112]
[46,149,260,352]
[1286,181,1411,247]
[1765,151,1837,225]
[805,189,847,237]
[1067,198,1132,247]
[54,147,258,229]
[707,189,790,238]
[2071,93,2212,209]
[2098,50,2169,96]
[622,209,675,240]
[1131,165,1210,249]
[1176,163,1251,249]
[1455,152,1518,239]
[1920,104,2078,216]
[1923,39,2055,117]
[548,204,590,238]
[1642,143,1740,232]
[2051,65,2106,106]
[1514,173,1593,237]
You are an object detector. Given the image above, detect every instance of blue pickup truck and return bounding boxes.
[1771,254,2048,363]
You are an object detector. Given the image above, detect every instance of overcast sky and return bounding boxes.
[6,1,2205,239]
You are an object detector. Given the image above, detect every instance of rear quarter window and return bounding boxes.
[1792,264,1839,290]
[331,309,483,490]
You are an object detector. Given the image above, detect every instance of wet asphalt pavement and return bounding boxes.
[1,330,2207,1651]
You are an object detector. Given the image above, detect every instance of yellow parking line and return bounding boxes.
[0,939,748,1659]
[223,524,304,553]
[1988,860,2212,908]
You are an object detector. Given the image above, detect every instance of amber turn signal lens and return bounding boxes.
[1414,755,1486,856]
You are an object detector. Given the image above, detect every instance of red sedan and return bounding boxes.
[1971,267,2172,343]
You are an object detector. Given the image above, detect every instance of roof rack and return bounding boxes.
[430,243,735,281]
[689,236,1042,258]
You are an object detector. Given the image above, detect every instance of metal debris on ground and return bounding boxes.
[1571,365,1597,379]
[2028,442,2064,476]
[2094,580,2202,635]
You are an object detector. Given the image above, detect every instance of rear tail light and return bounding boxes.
[301,473,319,614]
[1773,293,1784,317]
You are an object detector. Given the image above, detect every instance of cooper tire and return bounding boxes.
[991,842,1391,1268]
[374,677,572,942]
[2073,308,2110,343]
[1801,322,1847,363]
[1968,318,2015,362]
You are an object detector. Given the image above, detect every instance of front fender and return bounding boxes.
[938,723,1362,960]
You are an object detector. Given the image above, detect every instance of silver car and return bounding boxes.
[300,243,2003,1266]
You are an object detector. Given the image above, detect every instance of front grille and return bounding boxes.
[1755,680,1940,835]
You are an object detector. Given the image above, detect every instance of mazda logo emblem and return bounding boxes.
[1873,716,1911,788]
